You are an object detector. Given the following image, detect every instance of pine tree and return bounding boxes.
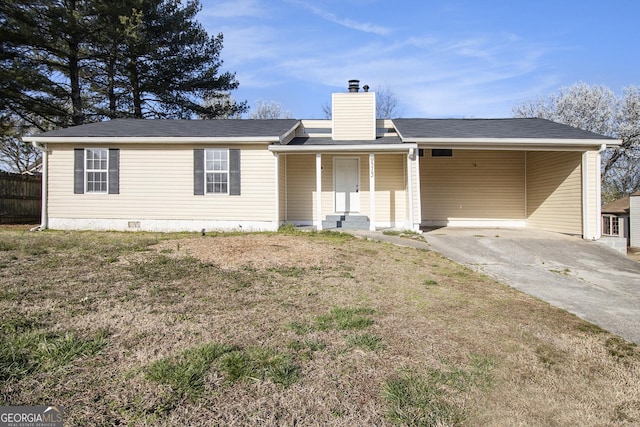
[1,0,246,171]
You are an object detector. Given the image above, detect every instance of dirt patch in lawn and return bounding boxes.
[153,234,338,270]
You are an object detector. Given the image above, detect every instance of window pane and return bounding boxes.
[206,173,214,193]
[214,158,227,171]
[205,149,229,194]
[87,171,107,193]
[85,149,108,193]
[86,149,107,170]
[602,216,610,235]
[612,217,619,235]
[214,173,227,193]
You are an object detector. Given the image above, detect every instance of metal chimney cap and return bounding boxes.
[348,80,360,92]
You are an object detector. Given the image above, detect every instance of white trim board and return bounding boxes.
[48,218,279,233]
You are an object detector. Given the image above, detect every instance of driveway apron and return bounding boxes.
[422,228,640,345]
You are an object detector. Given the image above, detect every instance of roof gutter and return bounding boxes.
[21,136,281,144]
[268,143,417,153]
[407,137,618,145]
[30,141,47,230]
[407,138,620,151]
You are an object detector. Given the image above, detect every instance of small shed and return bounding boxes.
[601,193,640,252]
[601,196,630,241]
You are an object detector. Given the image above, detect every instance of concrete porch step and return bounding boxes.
[322,214,370,230]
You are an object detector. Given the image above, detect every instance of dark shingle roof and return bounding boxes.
[31,118,299,138]
[393,118,615,140]
[28,117,616,143]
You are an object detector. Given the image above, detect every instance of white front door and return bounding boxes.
[335,158,360,213]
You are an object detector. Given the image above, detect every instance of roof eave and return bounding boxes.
[21,136,280,144]
[269,143,417,153]
[408,138,619,150]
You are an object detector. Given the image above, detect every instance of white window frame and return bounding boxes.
[205,148,229,195]
[602,214,620,236]
[85,148,108,193]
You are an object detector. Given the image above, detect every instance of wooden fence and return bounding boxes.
[0,171,42,224]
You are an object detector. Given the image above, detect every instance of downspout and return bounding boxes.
[31,141,48,230]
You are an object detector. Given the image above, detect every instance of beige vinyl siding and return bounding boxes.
[332,93,376,140]
[284,154,316,221]
[374,154,406,224]
[284,153,408,224]
[278,154,286,221]
[321,156,334,216]
[420,150,526,221]
[526,151,582,234]
[48,143,276,221]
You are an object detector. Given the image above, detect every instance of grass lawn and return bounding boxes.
[1,226,639,426]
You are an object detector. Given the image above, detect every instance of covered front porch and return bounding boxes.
[271,149,421,231]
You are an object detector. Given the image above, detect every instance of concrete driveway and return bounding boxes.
[422,227,640,344]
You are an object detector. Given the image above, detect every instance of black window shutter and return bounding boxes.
[229,149,241,196]
[108,148,119,194]
[74,148,84,194]
[194,149,204,195]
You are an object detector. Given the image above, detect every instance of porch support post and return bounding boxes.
[316,153,323,231]
[274,152,280,229]
[369,153,375,231]
[582,152,591,239]
[582,150,601,240]
[407,149,415,230]
[596,148,604,239]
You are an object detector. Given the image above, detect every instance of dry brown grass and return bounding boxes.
[628,248,640,263]
[1,227,639,426]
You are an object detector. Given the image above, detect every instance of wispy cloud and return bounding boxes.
[217,25,282,64]
[274,32,560,117]
[200,0,567,117]
[197,0,638,118]
[200,0,264,18]
[287,0,392,36]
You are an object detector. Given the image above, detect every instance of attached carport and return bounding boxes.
[392,118,619,239]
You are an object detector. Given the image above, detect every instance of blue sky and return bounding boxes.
[199,0,639,119]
